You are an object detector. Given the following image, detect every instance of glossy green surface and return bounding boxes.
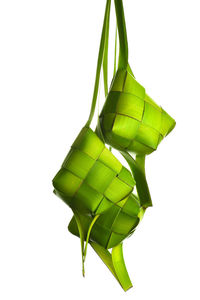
[68,192,140,249]
[53,127,135,215]
[100,69,176,155]
[90,242,132,291]
[112,243,132,291]
[121,152,152,208]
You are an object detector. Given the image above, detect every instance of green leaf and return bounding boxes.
[69,213,100,266]
[90,241,132,291]
[112,243,133,291]
[113,26,118,76]
[90,241,119,282]
[86,0,111,127]
[69,215,133,291]
[72,209,86,277]
[121,151,152,208]
[114,0,128,70]
[103,2,110,98]
[83,215,100,262]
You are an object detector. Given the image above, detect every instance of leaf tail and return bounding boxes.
[90,241,132,292]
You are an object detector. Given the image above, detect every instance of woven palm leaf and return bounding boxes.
[53,126,135,216]
[99,69,176,155]
[68,192,141,249]
[51,0,176,291]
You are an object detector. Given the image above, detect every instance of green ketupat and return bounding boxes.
[68,193,141,249]
[99,69,176,155]
[53,126,135,216]
[52,0,175,292]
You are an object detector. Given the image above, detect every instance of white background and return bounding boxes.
[0,0,200,299]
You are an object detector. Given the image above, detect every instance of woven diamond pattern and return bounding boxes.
[53,127,135,215]
[68,193,141,249]
[99,69,176,154]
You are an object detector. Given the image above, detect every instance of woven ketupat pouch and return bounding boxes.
[99,69,176,154]
[68,193,141,249]
[53,127,135,216]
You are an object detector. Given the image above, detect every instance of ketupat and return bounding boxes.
[52,0,175,292]
[68,193,141,249]
[99,0,175,155]
[53,126,135,216]
[99,68,176,155]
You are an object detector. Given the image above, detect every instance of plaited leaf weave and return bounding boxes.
[68,192,141,249]
[53,126,135,216]
[52,0,176,292]
[100,69,176,155]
